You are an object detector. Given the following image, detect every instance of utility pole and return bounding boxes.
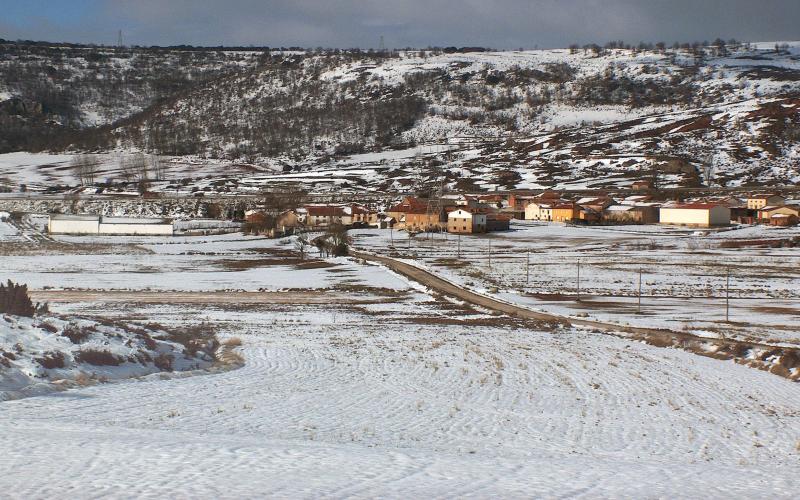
[725,266,730,322]
[457,233,461,259]
[637,268,643,314]
[526,250,530,285]
[576,260,581,301]
[390,225,393,246]
[488,238,492,270]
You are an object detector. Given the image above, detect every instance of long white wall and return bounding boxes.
[98,223,173,236]
[49,219,100,234]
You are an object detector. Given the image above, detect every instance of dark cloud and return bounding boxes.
[3,0,799,48]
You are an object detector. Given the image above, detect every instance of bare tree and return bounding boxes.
[71,154,99,186]
[132,153,149,182]
[150,154,166,181]
[119,155,136,183]
[294,231,309,260]
[324,223,351,256]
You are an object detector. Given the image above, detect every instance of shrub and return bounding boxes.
[61,323,92,344]
[0,280,35,317]
[36,351,65,369]
[168,323,219,357]
[38,322,59,333]
[74,349,122,366]
[154,353,174,371]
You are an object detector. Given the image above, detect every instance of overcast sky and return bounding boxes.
[1,0,798,49]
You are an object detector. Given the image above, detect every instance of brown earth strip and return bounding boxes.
[29,289,391,305]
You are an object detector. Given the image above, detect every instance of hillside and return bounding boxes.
[1,40,799,192]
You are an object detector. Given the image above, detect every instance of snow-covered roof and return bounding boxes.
[50,214,99,221]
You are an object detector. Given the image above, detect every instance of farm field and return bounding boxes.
[1,221,800,496]
[350,222,800,346]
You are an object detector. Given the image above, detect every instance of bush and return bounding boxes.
[0,280,35,317]
[36,351,65,369]
[74,349,122,366]
[61,323,93,344]
[154,353,174,371]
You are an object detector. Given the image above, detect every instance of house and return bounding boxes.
[770,214,798,226]
[305,205,349,228]
[631,180,653,191]
[747,194,785,210]
[447,208,487,234]
[348,205,378,226]
[478,194,506,209]
[486,213,511,231]
[603,205,658,224]
[244,209,300,236]
[758,205,800,223]
[378,215,396,229]
[551,203,579,223]
[576,196,615,213]
[730,206,757,225]
[405,204,446,232]
[245,210,268,225]
[524,202,553,221]
[48,214,173,236]
[386,196,428,223]
[274,210,300,235]
[659,203,730,227]
[507,194,538,211]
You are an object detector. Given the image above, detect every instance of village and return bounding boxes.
[29,181,800,239]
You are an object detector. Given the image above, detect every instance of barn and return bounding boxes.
[659,203,730,228]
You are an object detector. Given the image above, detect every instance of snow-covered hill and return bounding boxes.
[2,40,799,191]
[0,313,218,400]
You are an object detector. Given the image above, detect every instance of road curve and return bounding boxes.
[350,250,800,358]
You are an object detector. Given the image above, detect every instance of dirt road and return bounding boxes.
[351,250,800,379]
[29,289,389,305]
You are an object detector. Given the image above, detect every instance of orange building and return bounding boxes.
[551,203,579,222]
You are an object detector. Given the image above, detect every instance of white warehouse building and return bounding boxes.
[49,214,174,236]
[659,203,730,228]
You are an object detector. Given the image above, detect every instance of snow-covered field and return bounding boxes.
[351,223,800,345]
[2,225,800,496]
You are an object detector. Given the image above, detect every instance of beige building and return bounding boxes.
[447,209,487,234]
[305,206,349,227]
[659,204,730,227]
[747,194,785,210]
[524,202,553,221]
[758,205,800,222]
